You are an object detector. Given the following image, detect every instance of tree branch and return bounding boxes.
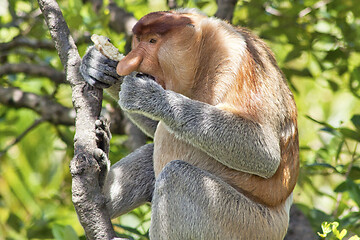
[215,0,237,23]
[0,63,66,84]
[108,0,137,37]
[0,36,55,52]
[37,0,118,239]
[0,86,142,149]
[0,86,75,125]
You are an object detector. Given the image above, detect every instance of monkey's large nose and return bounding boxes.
[116,51,143,76]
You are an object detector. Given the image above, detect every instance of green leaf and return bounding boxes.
[351,115,360,131]
[7,213,23,232]
[52,224,79,240]
[306,163,337,171]
[328,80,340,91]
[321,221,332,235]
[349,236,360,240]
[113,224,146,237]
[334,181,348,193]
[285,49,303,62]
[348,166,360,180]
[350,68,360,98]
[331,221,340,237]
[339,128,360,141]
[338,229,348,239]
[346,179,360,207]
[308,53,322,77]
[306,115,335,129]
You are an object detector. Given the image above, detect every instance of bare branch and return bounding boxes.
[215,0,238,22]
[0,36,55,52]
[0,118,45,157]
[298,0,331,18]
[167,0,178,9]
[0,63,66,84]
[0,86,75,125]
[264,3,282,16]
[37,0,118,239]
[0,86,144,149]
[108,0,137,36]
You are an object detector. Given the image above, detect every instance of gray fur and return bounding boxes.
[80,46,119,88]
[150,160,289,240]
[102,144,155,218]
[119,75,281,178]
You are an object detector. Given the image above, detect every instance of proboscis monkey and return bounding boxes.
[80,8,299,240]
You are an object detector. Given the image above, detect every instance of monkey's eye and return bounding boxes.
[149,38,157,44]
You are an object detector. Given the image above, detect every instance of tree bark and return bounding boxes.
[215,0,238,23]
[37,0,118,239]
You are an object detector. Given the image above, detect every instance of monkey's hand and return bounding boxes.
[119,74,166,118]
[80,46,121,88]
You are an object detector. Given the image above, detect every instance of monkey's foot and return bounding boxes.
[94,116,111,188]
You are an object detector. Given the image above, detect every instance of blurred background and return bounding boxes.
[0,0,359,239]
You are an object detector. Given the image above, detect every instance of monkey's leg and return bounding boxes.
[102,143,155,218]
[150,160,291,240]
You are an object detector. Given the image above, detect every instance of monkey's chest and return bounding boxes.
[153,122,217,178]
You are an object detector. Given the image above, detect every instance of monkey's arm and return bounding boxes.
[119,76,281,178]
[79,46,158,137]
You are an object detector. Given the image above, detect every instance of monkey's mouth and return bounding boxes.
[136,72,166,89]
[136,72,156,81]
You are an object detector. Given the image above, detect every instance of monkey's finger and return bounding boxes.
[82,51,119,79]
[86,46,119,68]
[82,47,119,79]
[95,126,111,156]
[86,56,119,79]
[95,117,112,140]
[86,67,118,86]
[80,64,111,88]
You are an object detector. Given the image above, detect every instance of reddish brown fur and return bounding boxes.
[216,28,299,206]
[117,11,299,207]
[133,11,193,36]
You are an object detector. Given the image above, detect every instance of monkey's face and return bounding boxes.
[116,33,166,88]
[116,11,199,96]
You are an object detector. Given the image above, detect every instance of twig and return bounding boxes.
[215,0,237,23]
[0,86,75,125]
[0,63,66,84]
[167,0,177,9]
[0,118,45,157]
[298,0,331,18]
[108,0,137,36]
[333,141,358,217]
[0,36,55,51]
[37,0,119,239]
[0,86,129,136]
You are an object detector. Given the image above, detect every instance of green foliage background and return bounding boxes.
[0,0,359,239]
